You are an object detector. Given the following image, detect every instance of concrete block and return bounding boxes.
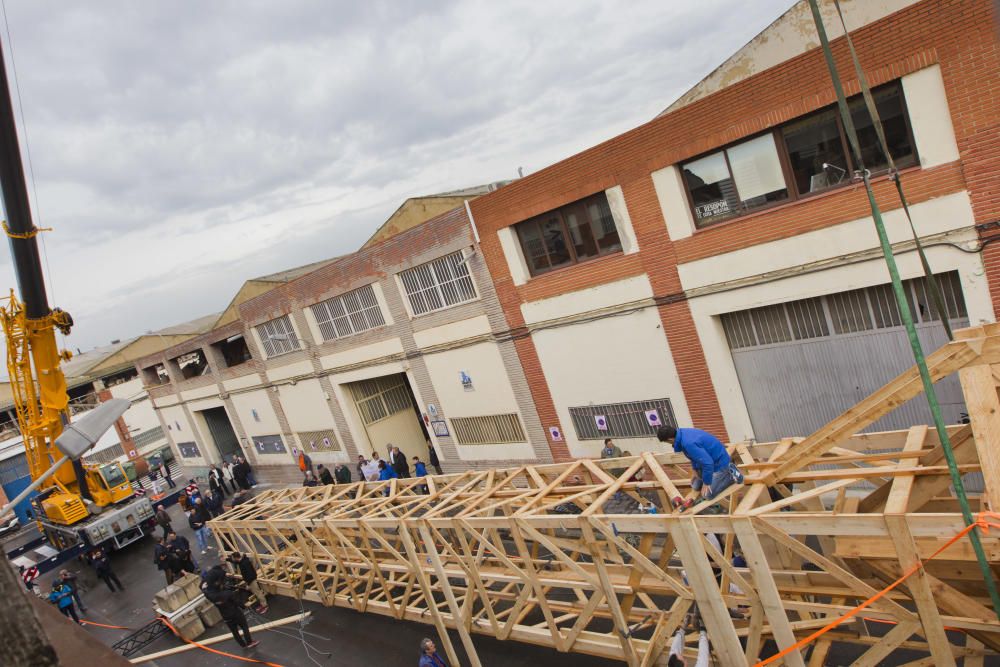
[172,611,205,641]
[196,599,223,628]
[154,584,188,612]
[176,572,202,600]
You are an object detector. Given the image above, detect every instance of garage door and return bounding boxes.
[721,272,969,442]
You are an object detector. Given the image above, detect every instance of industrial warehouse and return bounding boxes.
[3,0,1000,666]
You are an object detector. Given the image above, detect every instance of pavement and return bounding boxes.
[30,486,620,667]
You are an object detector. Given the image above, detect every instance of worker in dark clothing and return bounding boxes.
[316,464,335,485]
[333,463,352,484]
[154,536,178,585]
[59,569,87,613]
[427,440,443,476]
[390,445,410,478]
[155,504,172,539]
[657,426,744,502]
[202,566,259,649]
[227,552,268,613]
[167,531,197,574]
[90,547,124,592]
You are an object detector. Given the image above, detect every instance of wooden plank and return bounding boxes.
[884,425,928,515]
[959,363,1000,511]
[884,514,956,667]
[851,620,919,667]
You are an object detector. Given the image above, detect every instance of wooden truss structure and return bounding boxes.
[211,324,1000,666]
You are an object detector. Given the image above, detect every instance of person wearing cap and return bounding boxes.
[656,426,744,502]
[59,569,86,612]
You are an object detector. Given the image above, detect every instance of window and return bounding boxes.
[569,399,677,440]
[451,414,526,445]
[174,349,211,379]
[255,315,299,357]
[213,335,251,368]
[177,442,201,458]
[684,134,789,224]
[349,376,414,425]
[311,284,385,341]
[684,81,917,227]
[399,251,477,315]
[132,426,165,449]
[721,271,967,349]
[297,429,341,452]
[515,192,622,276]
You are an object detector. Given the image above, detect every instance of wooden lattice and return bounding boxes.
[210,323,1000,666]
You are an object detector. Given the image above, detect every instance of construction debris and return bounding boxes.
[210,324,1000,666]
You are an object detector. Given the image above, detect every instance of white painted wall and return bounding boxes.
[902,65,960,168]
[521,274,654,325]
[532,306,693,458]
[651,165,696,242]
[414,315,491,349]
[605,185,640,255]
[319,337,404,371]
[276,379,348,463]
[109,378,160,434]
[266,360,313,383]
[160,403,206,465]
[498,227,530,286]
[227,388,291,463]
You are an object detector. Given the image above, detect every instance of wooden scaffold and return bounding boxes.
[210,323,1000,666]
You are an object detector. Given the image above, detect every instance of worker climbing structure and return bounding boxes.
[210,323,1000,666]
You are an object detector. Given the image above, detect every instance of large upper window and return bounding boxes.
[515,192,621,276]
[684,81,917,228]
[399,251,477,315]
[255,315,299,357]
[311,284,385,341]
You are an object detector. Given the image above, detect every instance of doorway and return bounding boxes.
[198,406,241,462]
[345,373,426,471]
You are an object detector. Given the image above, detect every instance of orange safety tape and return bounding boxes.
[81,620,133,630]
[754,512,1000,667]
[157,617,286,667]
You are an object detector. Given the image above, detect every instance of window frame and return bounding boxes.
[514,191,622,277]
[310,283,386,342]
[683,80,919,229]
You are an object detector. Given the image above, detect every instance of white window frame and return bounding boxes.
[398,250,478,316]
[310,284,386,341]
[255,315,300,358]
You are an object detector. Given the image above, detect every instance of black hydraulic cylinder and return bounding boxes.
[0,38,49,319]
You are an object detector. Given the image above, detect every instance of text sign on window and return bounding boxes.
[252,434,286,454]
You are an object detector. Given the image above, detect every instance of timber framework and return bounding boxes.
[210,323,1000,666]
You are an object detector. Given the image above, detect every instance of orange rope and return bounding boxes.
[157,617,286,667]
[80,620,132,630]
[754,512,1000,667]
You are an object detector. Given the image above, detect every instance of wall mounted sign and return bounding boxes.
[645,410,661,427]
[177,441,200,458]
[459,371,474,392]
[594,415,609,431]
[252,434,286,454]
[427,404,438,417]
[431,420,450,437]
[548,426,563,442]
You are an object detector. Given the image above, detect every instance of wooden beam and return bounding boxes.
[960,363,1000,511]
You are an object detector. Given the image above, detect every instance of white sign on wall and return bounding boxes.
[645,410,661,427]
[594,415,608,431]
[549,426,563,442]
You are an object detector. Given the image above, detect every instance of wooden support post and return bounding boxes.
[959,364,1000,511]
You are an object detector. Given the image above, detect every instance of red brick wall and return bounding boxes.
[470,0,998,447]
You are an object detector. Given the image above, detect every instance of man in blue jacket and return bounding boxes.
[657,426,744,500]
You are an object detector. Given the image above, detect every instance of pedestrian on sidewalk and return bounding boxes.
[154,536,178,585]
[203,566,259,650]
[167,531,197,574]
[90,547,124,592]
[227,552,268,613]
[58,569,87,613]
[185,479,202,502]
[413,456,429,494]
[244,457,258,488]
[155,504,172,539]
[316,464,334,485]
[334,463,351,484]
[209,465,228,497]
[656,426,744,502]
[205,488,224,518]
[302,470,318,487]
[233,456,250,491]
[356,454,369,481]
[222,459,236,490]
[189,499,213,554]
[49,581,81,624]
[297,450,313,476]
[419,638,448,667]
[427,440,443,476]
[390,445,410,478]
[159,461,176,489]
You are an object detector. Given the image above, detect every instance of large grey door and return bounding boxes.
[722,272,969,442]
[200,407,241,459]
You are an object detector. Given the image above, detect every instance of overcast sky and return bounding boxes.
[0,0,792,353]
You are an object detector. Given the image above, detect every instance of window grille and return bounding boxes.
[451,414,526,445]
[350,376,414,425]
[721,271,967,350]
[177,441,201,458]
[132,426,165,449]
[399,251,477,315]
[310,284,385,341]
[569,399,677,440]
[255,315,299,357]
[297,429,341,452]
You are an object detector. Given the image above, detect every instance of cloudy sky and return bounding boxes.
[0,0,792,352]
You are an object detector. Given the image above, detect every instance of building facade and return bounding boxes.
[138,0,1000,475]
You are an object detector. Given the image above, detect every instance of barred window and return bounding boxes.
[350,376,414,425]
[310,284,385,341]
[297,429,341,452]
[569,399,677,440]
[721,271,967,350]
[399,251,477,316]
[451,414,526,445]
[255,315,299,357]
[132,426,165,449]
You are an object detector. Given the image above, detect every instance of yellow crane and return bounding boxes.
[0,37,151,550]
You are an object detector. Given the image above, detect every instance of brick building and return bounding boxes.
[137,0,999,477]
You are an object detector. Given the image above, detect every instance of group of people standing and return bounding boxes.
[298,441,443,490]
[41,547,123,624]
